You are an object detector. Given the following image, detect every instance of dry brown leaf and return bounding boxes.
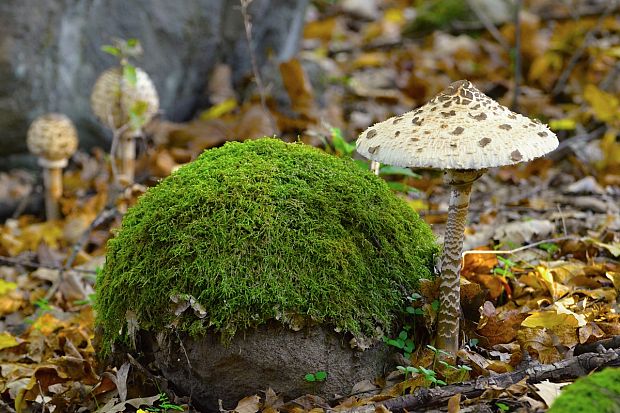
[517,328,561,364]
[234,394,261,413]
[447,393,461,413]
[280,59,316,119]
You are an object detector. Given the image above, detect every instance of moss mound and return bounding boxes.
[549,368,620,413]
[96,138,438,355]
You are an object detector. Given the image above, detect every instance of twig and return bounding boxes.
[239,0,278,135]
[574,335,620,356]
[0,255,97,275]
[464,0,510,51]
[556,204,568,236]
[340,348,620,413]
[461,236,582,260]
[551,0,617,96]
[44,207,118,301]
[511,0,523,111]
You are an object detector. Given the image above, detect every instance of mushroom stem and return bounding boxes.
[118,132,137,185]
[370,161,380,175]
[39,158,68,221]
[436,169,485,355]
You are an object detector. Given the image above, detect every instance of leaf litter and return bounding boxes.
[1,0,620,411]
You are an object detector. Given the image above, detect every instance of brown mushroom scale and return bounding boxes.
[356,80,559,355]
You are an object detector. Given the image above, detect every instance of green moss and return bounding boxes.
[96,138,438,356]
[549,368,620,413]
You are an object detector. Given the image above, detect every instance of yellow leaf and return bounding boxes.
[549,118,576,130]
[199,98,237,120]
[600,129,620,169]
[384,8,405,25]
[0,279,17,295]
[522,303,586,329]
[352,52,387,69]
[0,331,19,350]
[583,84,619,123]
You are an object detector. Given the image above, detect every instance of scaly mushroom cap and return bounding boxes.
[27,113,78,162]
[90,66,159,130]
[356,80,559,169]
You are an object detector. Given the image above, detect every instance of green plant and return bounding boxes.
[34,298,52,312]
[100,38,151,132]
[496,402,510,411]
[417,366,446,387]
[73,293,97,307]
[141,392,184,412]
[385,327,416,358]
[304,371,328,383]
[396,365,420,382]
[493,256,518,278]
[96,138,439,357]
[385,293,427,358]
[426,345,451,371]
[438,360,472,382]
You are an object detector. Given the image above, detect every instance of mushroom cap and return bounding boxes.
[90,66,159,130]
[356,80,559,170]
[26,113,78,161]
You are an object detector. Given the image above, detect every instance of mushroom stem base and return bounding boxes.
[43,167,62,221]
[436,169,485,355]
[118,135,136,185]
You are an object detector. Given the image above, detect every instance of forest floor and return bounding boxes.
[1,0,620,412]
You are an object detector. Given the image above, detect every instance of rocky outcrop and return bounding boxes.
[0,0,308,163]
[142,324,392,411]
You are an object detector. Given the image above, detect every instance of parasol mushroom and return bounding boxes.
[356,80,559,355]
[27,113,79,221]
[90,66,159,185]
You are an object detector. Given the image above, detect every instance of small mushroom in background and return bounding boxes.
[27,113,79,221]
[90,66,159,185]
[356,80,559,355]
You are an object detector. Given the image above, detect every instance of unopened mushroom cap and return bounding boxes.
[356,80,559,170]
[90,66,159,130]
[27,113,78,161]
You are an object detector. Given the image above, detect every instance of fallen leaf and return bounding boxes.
[521,303,586,329]
[447,393,461,413]
[0,332,20,351]
[234,394,261,413]
[532,380,568,408]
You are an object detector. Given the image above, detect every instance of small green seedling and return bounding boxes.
[73,293,97,307]
[417,366,446,386]
[142,392,184,412]
[34,298,53,312]
[385,327,416,358]
[396,365,420,382]
[304,371,328,383]
[496,402,510,411]
[493,256,517,277]
[426,344,452,370]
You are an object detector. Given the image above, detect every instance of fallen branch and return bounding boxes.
[574,335,620,356]
[340,349,620,413]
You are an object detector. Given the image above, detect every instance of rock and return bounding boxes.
[142,323,391,411]
[96,138,439,408]
[0,0,308,163]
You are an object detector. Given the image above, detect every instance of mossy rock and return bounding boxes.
[549,368,620,413]
[96,137,438,357]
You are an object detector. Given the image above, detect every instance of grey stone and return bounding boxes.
[0,0,308,163]
[141,323,393,412]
